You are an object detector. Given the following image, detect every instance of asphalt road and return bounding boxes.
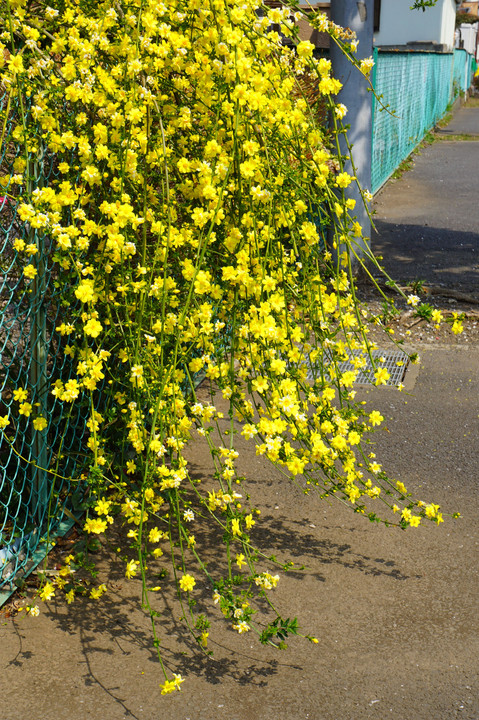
[372,135,479,296]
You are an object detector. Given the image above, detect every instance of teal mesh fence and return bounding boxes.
[0,94,89,601]
[372,49,474,194]
[453,48,476,97]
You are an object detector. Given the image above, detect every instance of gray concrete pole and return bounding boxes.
[329,0,373,261]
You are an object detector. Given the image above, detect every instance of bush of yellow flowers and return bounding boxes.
[0,0,457,693]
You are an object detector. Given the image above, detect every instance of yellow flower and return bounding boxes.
[194,270,212,294]
[374,368,390,386]
[233,620,250,634]
[23,264,37,279]
[401,508,412,523]
[296,40,314,58]
[336,172,352,188]
[425,503,440,519]
[0,415,9,429]
[84,517,108,534]
[348,430,361,445]
[173,674,184,690]
[125,560,139,579]
[8,54,24,75]
[231,518,241,536]
[94,498,112,516]
[179,574,196,592]
[160,680,177,695]
[19,402,33,417]
[369,411,384,426]
[130,365,144,387]
[90,584,107,599]
[33,416,48,431]
[75,281,96,303]
[13,388,28,402]
[236,553,246,569]
[359,57,374,75]
[39,582,55,601]
[83,318,103,338]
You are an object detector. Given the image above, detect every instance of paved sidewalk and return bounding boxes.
[372,106,479,296]
[437,104,479,136]
[1,345,478,720]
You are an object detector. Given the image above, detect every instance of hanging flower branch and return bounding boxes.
[0,0,457,693]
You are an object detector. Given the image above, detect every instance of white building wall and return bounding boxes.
[374,0,457,50]
[456,23,479,56]
[441,0,460,48]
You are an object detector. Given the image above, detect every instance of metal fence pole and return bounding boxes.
[330,0,373,260]
[28,145,48,526]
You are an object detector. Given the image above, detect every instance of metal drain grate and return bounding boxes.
[306,349,410,386]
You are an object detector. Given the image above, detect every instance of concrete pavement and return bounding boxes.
[372,104,479,296]
[437,104,479,136]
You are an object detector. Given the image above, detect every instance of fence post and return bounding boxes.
[330,0,373,261]
[28,144,48,526]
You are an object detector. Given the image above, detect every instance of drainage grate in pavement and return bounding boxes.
[306,349,410,386]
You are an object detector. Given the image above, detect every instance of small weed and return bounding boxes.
[436,134,479,142]
[410,279,426,295]
[391,156,414,180]
[391,131,436,181]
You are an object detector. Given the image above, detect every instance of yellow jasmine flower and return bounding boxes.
[231,518,241,536]
[83,318,103,338]
[39,582,55,601]
[84,517,108,534]
[23,264,37,279]
[19,402,33,417]
[90,584,107,599]
[369,411,384,426]
[179,574,196,592]
[33,416,48,431]
[125,560,139,579]
[374,367,390,385]
[236,553,246,569]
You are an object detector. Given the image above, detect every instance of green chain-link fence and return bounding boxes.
[372,49,476,193]
[453,48,476,99]
[0,94,89,603]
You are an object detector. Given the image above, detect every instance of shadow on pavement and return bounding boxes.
[372,220,479,294]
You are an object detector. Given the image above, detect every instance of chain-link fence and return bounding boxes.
[453,48,476,100]
[0,95,89,603]
[372,49,476,193]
